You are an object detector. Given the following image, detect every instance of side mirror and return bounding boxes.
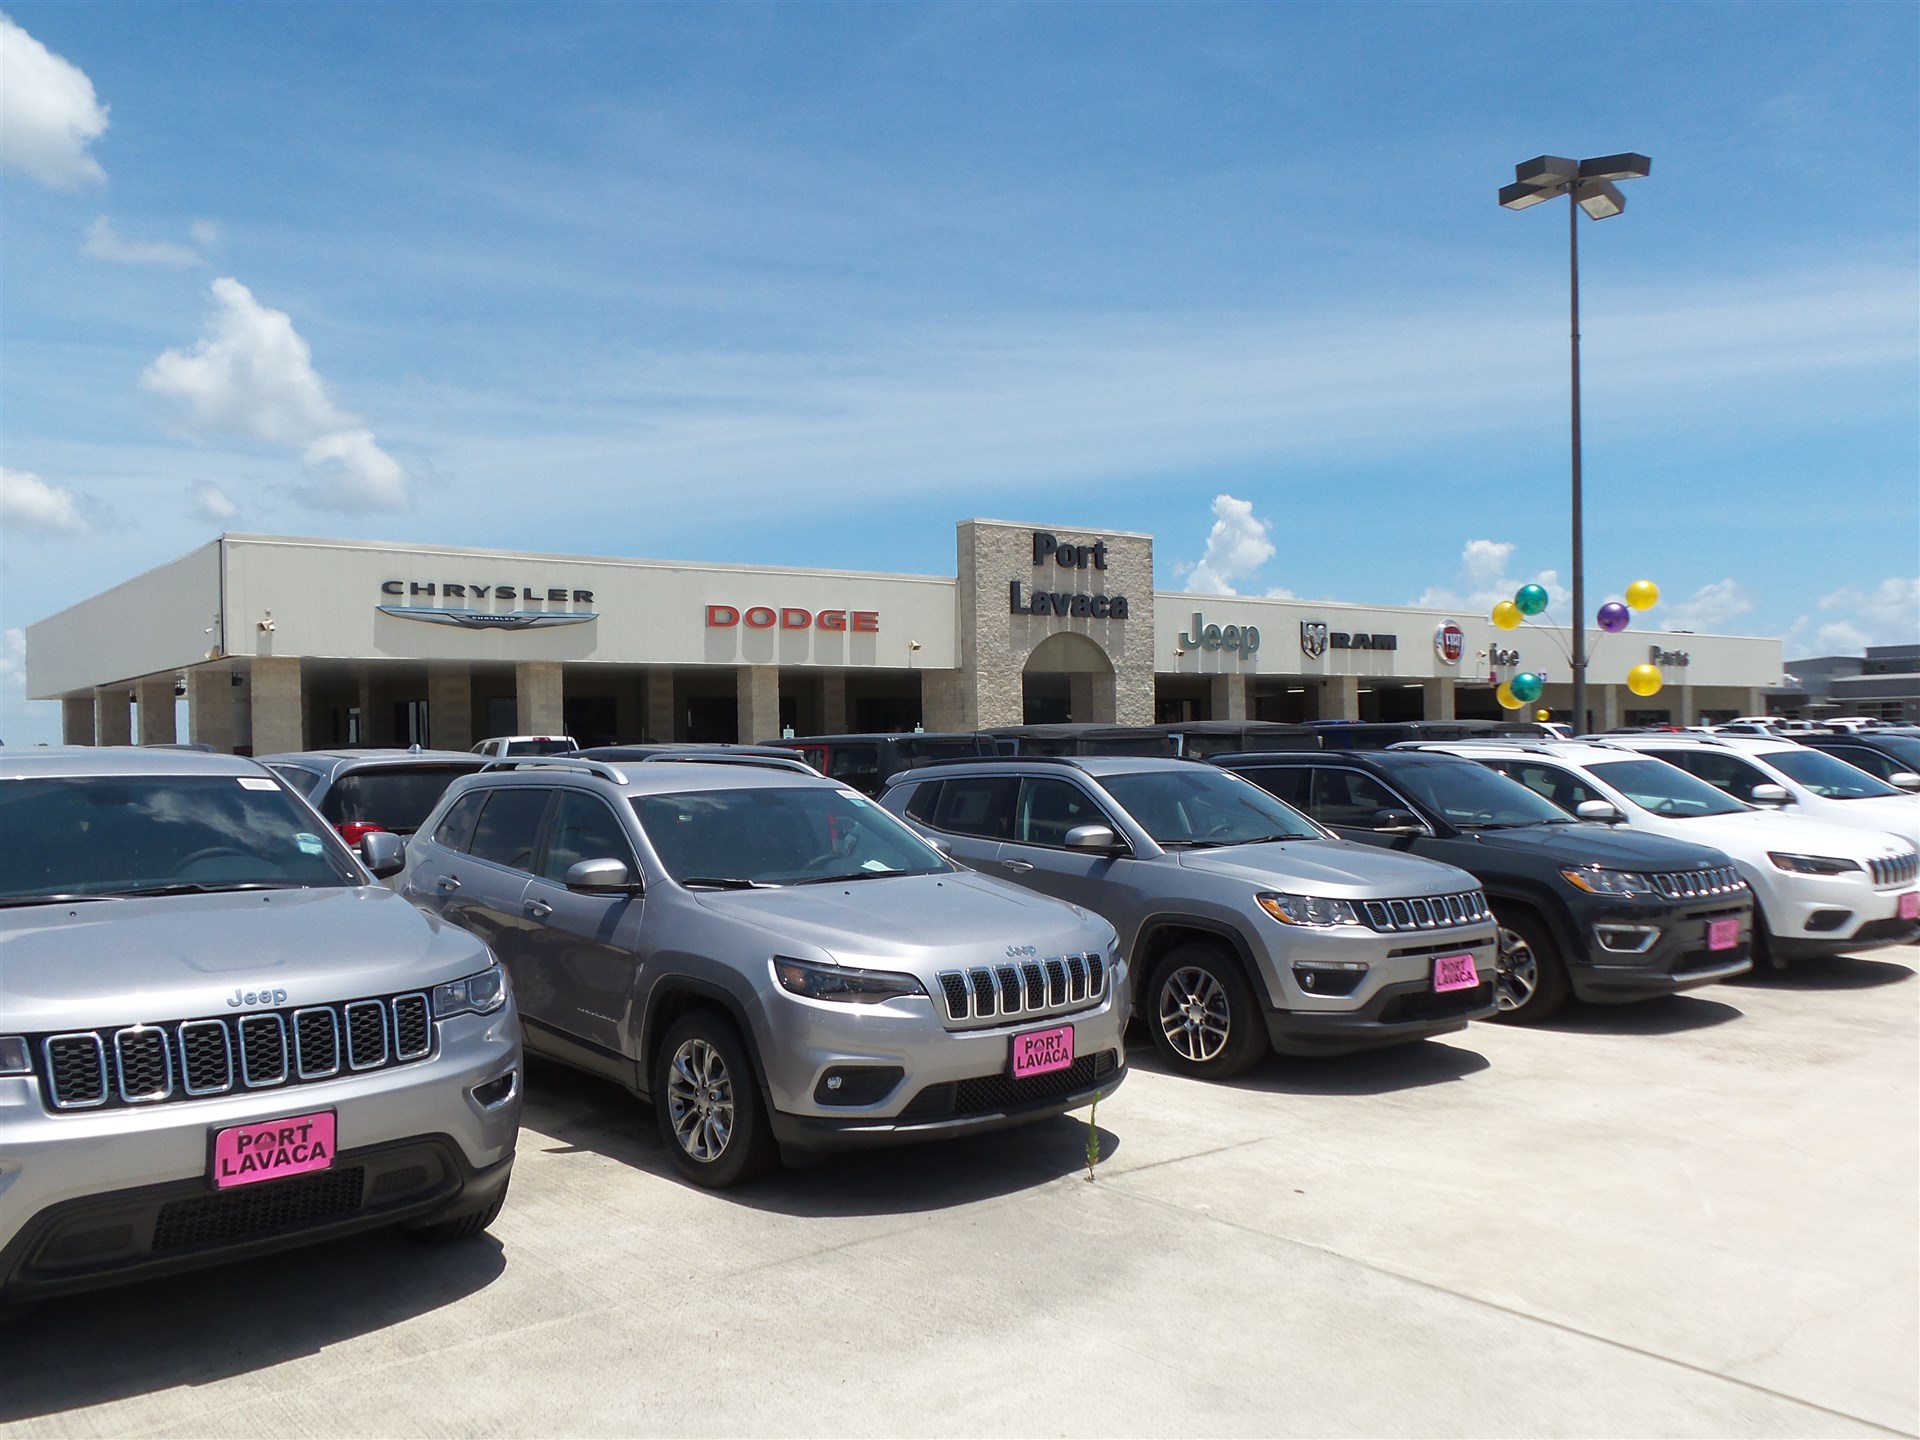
[1575,800,1624,825]
[1887,772,1920,792]
[1370,808,1426,835]
[358,831,406,879]
[922,833,954,856]
[565,857,640,894]
[1064,824,1124,853]
[1749,784,1791,806]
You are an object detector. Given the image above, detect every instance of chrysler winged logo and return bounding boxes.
[378,605,598,631]
[1300,621,1329,659]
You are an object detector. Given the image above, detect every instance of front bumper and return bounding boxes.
[0,1007,521,1295]
[1252,921,1499,1053]
[1569,898,1755,1002]
[1766,881,1920,961]
[1263,974,1498,1055]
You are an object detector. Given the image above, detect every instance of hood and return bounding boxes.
[691,870,1114,974]
[1466,822,1732,869]
[1812,796,1920,848]
[1662,808,1915,863]
[1175,839,1480,897]
[0,886,493,1035]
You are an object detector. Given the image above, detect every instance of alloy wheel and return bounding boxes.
[1495,926,1539,1012]
[665,1038,734,1163]
[1158,965,1231,1063]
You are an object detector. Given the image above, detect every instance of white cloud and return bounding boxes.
[83,216,202,267]
[192,482,239,524]
[0,628,24,705]
[1413,538,1558,616]
[1813,577,1920,652]
[142,278,411,511]
[189,218,220,248]
[1183,494,1276,595]
[1659,579,1756,633]
[1,466,89,534]
[0,14,108,188]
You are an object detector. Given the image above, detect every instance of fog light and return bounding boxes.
[1804,909,1852,933]
[1593,925,1659,956]
[813,1065,904,1106]
[1291,962,1367,997]
[471,1071,518,1109]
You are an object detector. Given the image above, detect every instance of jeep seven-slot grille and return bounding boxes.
[1869,852,1918,888]
[1646,865,1746,901]
[936,953,1108,1024]
[35,992,434,1112]
[1359,891,1490,934]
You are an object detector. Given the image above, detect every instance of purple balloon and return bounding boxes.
[1597,602,1631,633]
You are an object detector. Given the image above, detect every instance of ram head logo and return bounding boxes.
[1300,621,1329,659]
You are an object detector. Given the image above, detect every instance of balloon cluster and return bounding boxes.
[1489,578,1662,709]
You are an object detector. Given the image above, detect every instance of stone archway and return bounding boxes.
[1022,631,1117,724]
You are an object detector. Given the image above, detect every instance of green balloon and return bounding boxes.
[1511,671,1544,703]
[1515,584,1549,617]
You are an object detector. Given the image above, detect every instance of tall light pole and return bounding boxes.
[1499,152,1650,735]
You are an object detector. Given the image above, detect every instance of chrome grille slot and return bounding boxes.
[1361,890,1491,935]
[1869,852,1918,887]
[45,1033,109,1110]
[968,968,997,1018]
[1066,954,1087,1002]
[1044,960,1068,1007]
[293,1008,340,1079]
[238,1014,288,1088]
[936,953,1109,1025]
[995,965,1021,1013]
[1020,962,1045,1010]
[178,1019,234,1095]
[1088,954,1106,996]
[939,973,970,1021]
[1649,866,1746,901]
[114,1026,172,1103]
[390,996,431,1060]
[345,1000,387,1070]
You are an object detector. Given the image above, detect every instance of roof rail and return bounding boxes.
[633,752,818,775]
[480,756,630,784]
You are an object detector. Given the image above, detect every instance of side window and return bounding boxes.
[1014,777,1105,847]
[1310,769,1405,827]
[795,746,829,772]
[541,790,639,882]
[268,764,322,798]
[1828,745,1895,781]
[466,788,552,873]
[1238,767,1308,808]
[903,781,942,824]
[929,776,1017,839]
[1664,751,1767,801]
[827,745,882,794]
[1498,763,1598,813]
[432,790,488,852]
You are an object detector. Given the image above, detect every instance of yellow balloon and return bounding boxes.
[1627,663,1663,697]
[1625,579,1660,612]
[1496,681,1524,710]
[1491,600,1523,630]
[1534,709,1552,722]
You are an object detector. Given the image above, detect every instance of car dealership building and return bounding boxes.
[26,519,1785,752]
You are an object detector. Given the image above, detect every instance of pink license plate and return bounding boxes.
[1900,892,1919,921]
[211,1111,336,1189]
[1010,1024,1074,1079]
[1708,917,1740,951]
[1432,953,1479,993]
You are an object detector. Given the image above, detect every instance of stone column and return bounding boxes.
[1321,675,1361,721]
[188,668,238,753]
[96,688,133,745]
[737,666,780,745]
[920,671,966,732]
[251,658,305,755]
[1596,685,1621,734]
[428,666,474,751]
[136,677,177,747]
[515,661,564,735]
[646,671,677,742]
[1209,673,1249,721]
[821,672,849,734]
[62,696,96,745]
[1420,677,1456,721]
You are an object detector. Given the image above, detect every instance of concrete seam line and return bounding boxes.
[1096,1179,1913,1438]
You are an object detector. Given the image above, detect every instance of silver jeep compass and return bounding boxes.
[404,757,1128,1189]
[0,749,522,1304]
[882,756,1500,1078]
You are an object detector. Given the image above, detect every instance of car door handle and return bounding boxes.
[1001,859,1035,873]
[436,876,462,891]
[524,898,553,919]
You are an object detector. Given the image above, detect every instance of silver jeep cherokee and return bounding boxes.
[0,749,522,1304]
[404,757,1128,1189]
[881,756,1500,1078]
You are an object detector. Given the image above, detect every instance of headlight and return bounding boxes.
[0,1036,30,1076]
[433,966,509,1018]
[1767,853,1862,876]
[1560,868,1656,897]
[774,956,927,1004]
[1257,892,1362,927]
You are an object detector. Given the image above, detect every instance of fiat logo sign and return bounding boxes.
[1435,621,1465,665]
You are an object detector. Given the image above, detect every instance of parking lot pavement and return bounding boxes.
[4,947,1915,1439]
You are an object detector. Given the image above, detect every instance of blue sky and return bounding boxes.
[3,1,1916,741]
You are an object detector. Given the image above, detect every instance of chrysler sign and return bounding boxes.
[378,579,598,630]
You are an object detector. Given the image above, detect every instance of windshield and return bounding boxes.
[631,786,949,887]
[320,764,483,833]
[0,774,361,904]
[1101,768,1324,846]
[505,738,575,756]
[1588,759,1748,818]
[1389,760,1572,828]
[1766,749,1904,800]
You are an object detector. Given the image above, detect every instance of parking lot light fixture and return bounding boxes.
[1499,150,1651,736]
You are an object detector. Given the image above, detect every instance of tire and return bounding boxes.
[652,1009,778,1189]
[1147,942,1268,1080]
[404,1181,508,1243]
[1491,910,1570,1023]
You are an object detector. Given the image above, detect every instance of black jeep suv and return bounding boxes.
[1211,748,1754,1022]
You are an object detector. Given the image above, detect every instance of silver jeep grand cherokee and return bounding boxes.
[404,757,1128,1189]
[0,749,521,1304]
[882,756,1500,1078]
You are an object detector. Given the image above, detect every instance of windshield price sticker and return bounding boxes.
[236,776,278,790]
